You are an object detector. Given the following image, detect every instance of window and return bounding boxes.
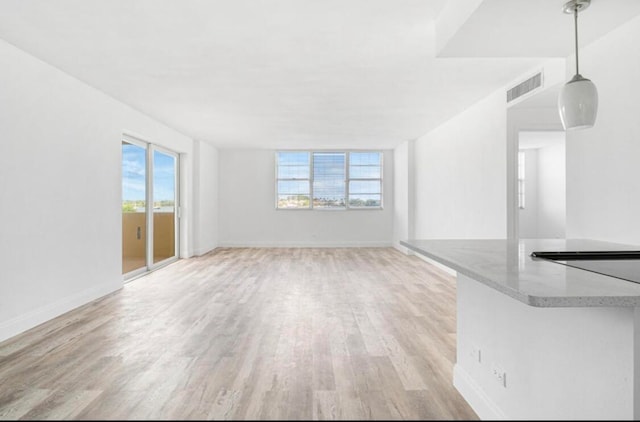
[276,151,383,210]
[313,152,346,209]
[518,151,525,209]
[276,151,311,209]
[349,152,382,208]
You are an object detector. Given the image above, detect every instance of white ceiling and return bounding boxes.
[0,1,633,149]
[439,0,640,57]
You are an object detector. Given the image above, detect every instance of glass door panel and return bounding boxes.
[122,141,147,274]
[152,149,177,264]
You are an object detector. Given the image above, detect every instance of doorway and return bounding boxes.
[122,136,179,278]
[506,82,566,240]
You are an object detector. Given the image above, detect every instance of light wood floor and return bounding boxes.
[0,248,477,420]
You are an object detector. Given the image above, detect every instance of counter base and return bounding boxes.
[455,273,640,420]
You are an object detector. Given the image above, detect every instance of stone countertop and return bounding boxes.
[400,238,640,308]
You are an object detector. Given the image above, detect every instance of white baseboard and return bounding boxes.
[412,251,457,276]
[193,244,219,256]
[0,281,122,343]
[392,241,411,255]
[217,240,393,248]
[454,364,506,420]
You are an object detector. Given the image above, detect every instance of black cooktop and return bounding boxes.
[530,251,640,284]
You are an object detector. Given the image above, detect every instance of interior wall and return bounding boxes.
[413,91,508,239]
[566,14,640,245]
[518,149,539,238]
[519,140,566,239]
[536,142,565,238]
[218,149,394,247]
[192,140,219,256]
[392,140,415,252]
[0,39,202,342]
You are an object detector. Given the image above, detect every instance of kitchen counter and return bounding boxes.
[400,238,640,307]
[401,238,640,420]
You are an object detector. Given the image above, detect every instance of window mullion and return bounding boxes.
[309,152,314,210]
[345,152,350,209]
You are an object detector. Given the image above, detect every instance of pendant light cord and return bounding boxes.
[574,5,580,75]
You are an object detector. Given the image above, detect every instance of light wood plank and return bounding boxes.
[0,247,477,420]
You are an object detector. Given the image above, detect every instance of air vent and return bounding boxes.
[507,72,543,103]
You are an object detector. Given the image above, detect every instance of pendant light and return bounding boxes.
[558,0,598,130]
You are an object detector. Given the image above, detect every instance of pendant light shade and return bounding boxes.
[558,74,598,130]
[558,0,597,131]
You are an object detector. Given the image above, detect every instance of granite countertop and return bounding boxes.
[400,238,640,308]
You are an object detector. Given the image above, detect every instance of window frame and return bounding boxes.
[275,150,384,211]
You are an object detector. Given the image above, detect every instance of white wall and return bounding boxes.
[0,39,215,342]
[566,14,640,245]
[413,91,507,239]
[218,149,393,247]
[192,140,219,256]
[518,149,539,238]
[392,140,415,252]
[536,142,565,238]
[519,139,566,239]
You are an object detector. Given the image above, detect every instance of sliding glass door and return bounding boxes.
[122,141,148,275]
[152,148,178,265]
[122,138,179,279]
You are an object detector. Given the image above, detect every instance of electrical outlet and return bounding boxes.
[492,365,507,388]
